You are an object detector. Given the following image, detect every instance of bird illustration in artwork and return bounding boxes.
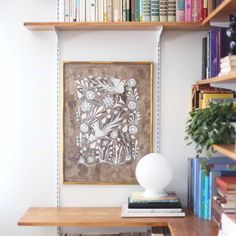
[95,77,125,94]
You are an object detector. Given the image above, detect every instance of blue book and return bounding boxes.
[135,0,140,21]
[204,174,209,219]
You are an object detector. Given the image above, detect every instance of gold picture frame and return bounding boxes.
[62,61,153,184]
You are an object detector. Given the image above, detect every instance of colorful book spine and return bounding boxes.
[131,0,136,21]
[135,0,141,21]
[122,0,127,21]
[176,0,184,21]
[103,0,108,21]
[167,0,176,22]
[140,0,143,21]
[159,0,168,22]
[142,0,151,21]
[126,0,131,21]
[209,28,218,77]
[204,174,209,220]
[151,0,159,21]
[202,0,208,20]
[184,0,191,22]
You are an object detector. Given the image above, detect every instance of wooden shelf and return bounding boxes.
[18,207,218,236]
[23,22,206,31]
[196,72,236,85]
[213,144,236,160]
[202,0,236,25]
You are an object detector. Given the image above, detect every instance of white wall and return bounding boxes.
[0,0,207,235]
[0,0,57,236]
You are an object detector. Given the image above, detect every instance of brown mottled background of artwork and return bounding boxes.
[63,62,153,184]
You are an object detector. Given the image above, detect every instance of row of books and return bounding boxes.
[58,0,220,23]
[187,156,236,221]
[201,27,230,80]
[191,84,235,110]
[121,191,185,217]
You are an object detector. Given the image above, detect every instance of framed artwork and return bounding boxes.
[63,61,153,184]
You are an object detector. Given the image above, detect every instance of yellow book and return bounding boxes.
[199,93,234,109]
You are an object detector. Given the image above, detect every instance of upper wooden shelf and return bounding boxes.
[24,22,206,31]
[202,0,236,25]
[213,144,236,160]
[18,207,218,236]
[197,72,236,85]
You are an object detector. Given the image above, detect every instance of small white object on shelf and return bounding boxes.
[135,153,173,198]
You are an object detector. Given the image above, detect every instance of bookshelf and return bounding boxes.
[197,72,236,85]
[213,144,236,161]
[23,0,236,31]
[24,22,205,31]
[17,207,218,235]
[201,0,236,24]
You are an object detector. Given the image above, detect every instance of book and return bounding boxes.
[221,213,236,236]
[184,0,191,22]
[135,0,141,21]
[123,204,182,213]
[216,176,236,191]
[79,0,86,22]
[90,0,96,22]
[65,0,70,22]
[128,198,182,209]
[151,0,160,21]
[121,204,185,217]
[167,0,176,22]
[130,191,178,203]
[143,0,151,21]
[202,37,207,80]
[176,0,184,21]
[159,0,168,21]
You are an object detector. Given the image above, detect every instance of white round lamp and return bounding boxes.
[135,153,173,198]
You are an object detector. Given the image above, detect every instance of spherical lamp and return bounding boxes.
[135,153,173,198]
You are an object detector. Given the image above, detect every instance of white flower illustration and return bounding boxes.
[81,101,91,112]
[128,78,136,87]
[129,125,138,134]
[86,90,95,100]
[80,123,89,133]
[128,101,137,110]
[103,96,115,108]
[87,156,95,163]
[111,131,118,139]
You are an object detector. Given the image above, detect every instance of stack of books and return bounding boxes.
[218,213,236,236]
[212,176,236,226]
[219,55,236,77]
[121,191,185,217]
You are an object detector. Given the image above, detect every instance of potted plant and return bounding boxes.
[185,101,236,158]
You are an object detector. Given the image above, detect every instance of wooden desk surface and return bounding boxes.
[18,207,218,236]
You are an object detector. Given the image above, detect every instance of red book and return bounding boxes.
[216,176,236,192]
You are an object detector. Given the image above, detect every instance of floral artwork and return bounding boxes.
[63,62,153,184]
